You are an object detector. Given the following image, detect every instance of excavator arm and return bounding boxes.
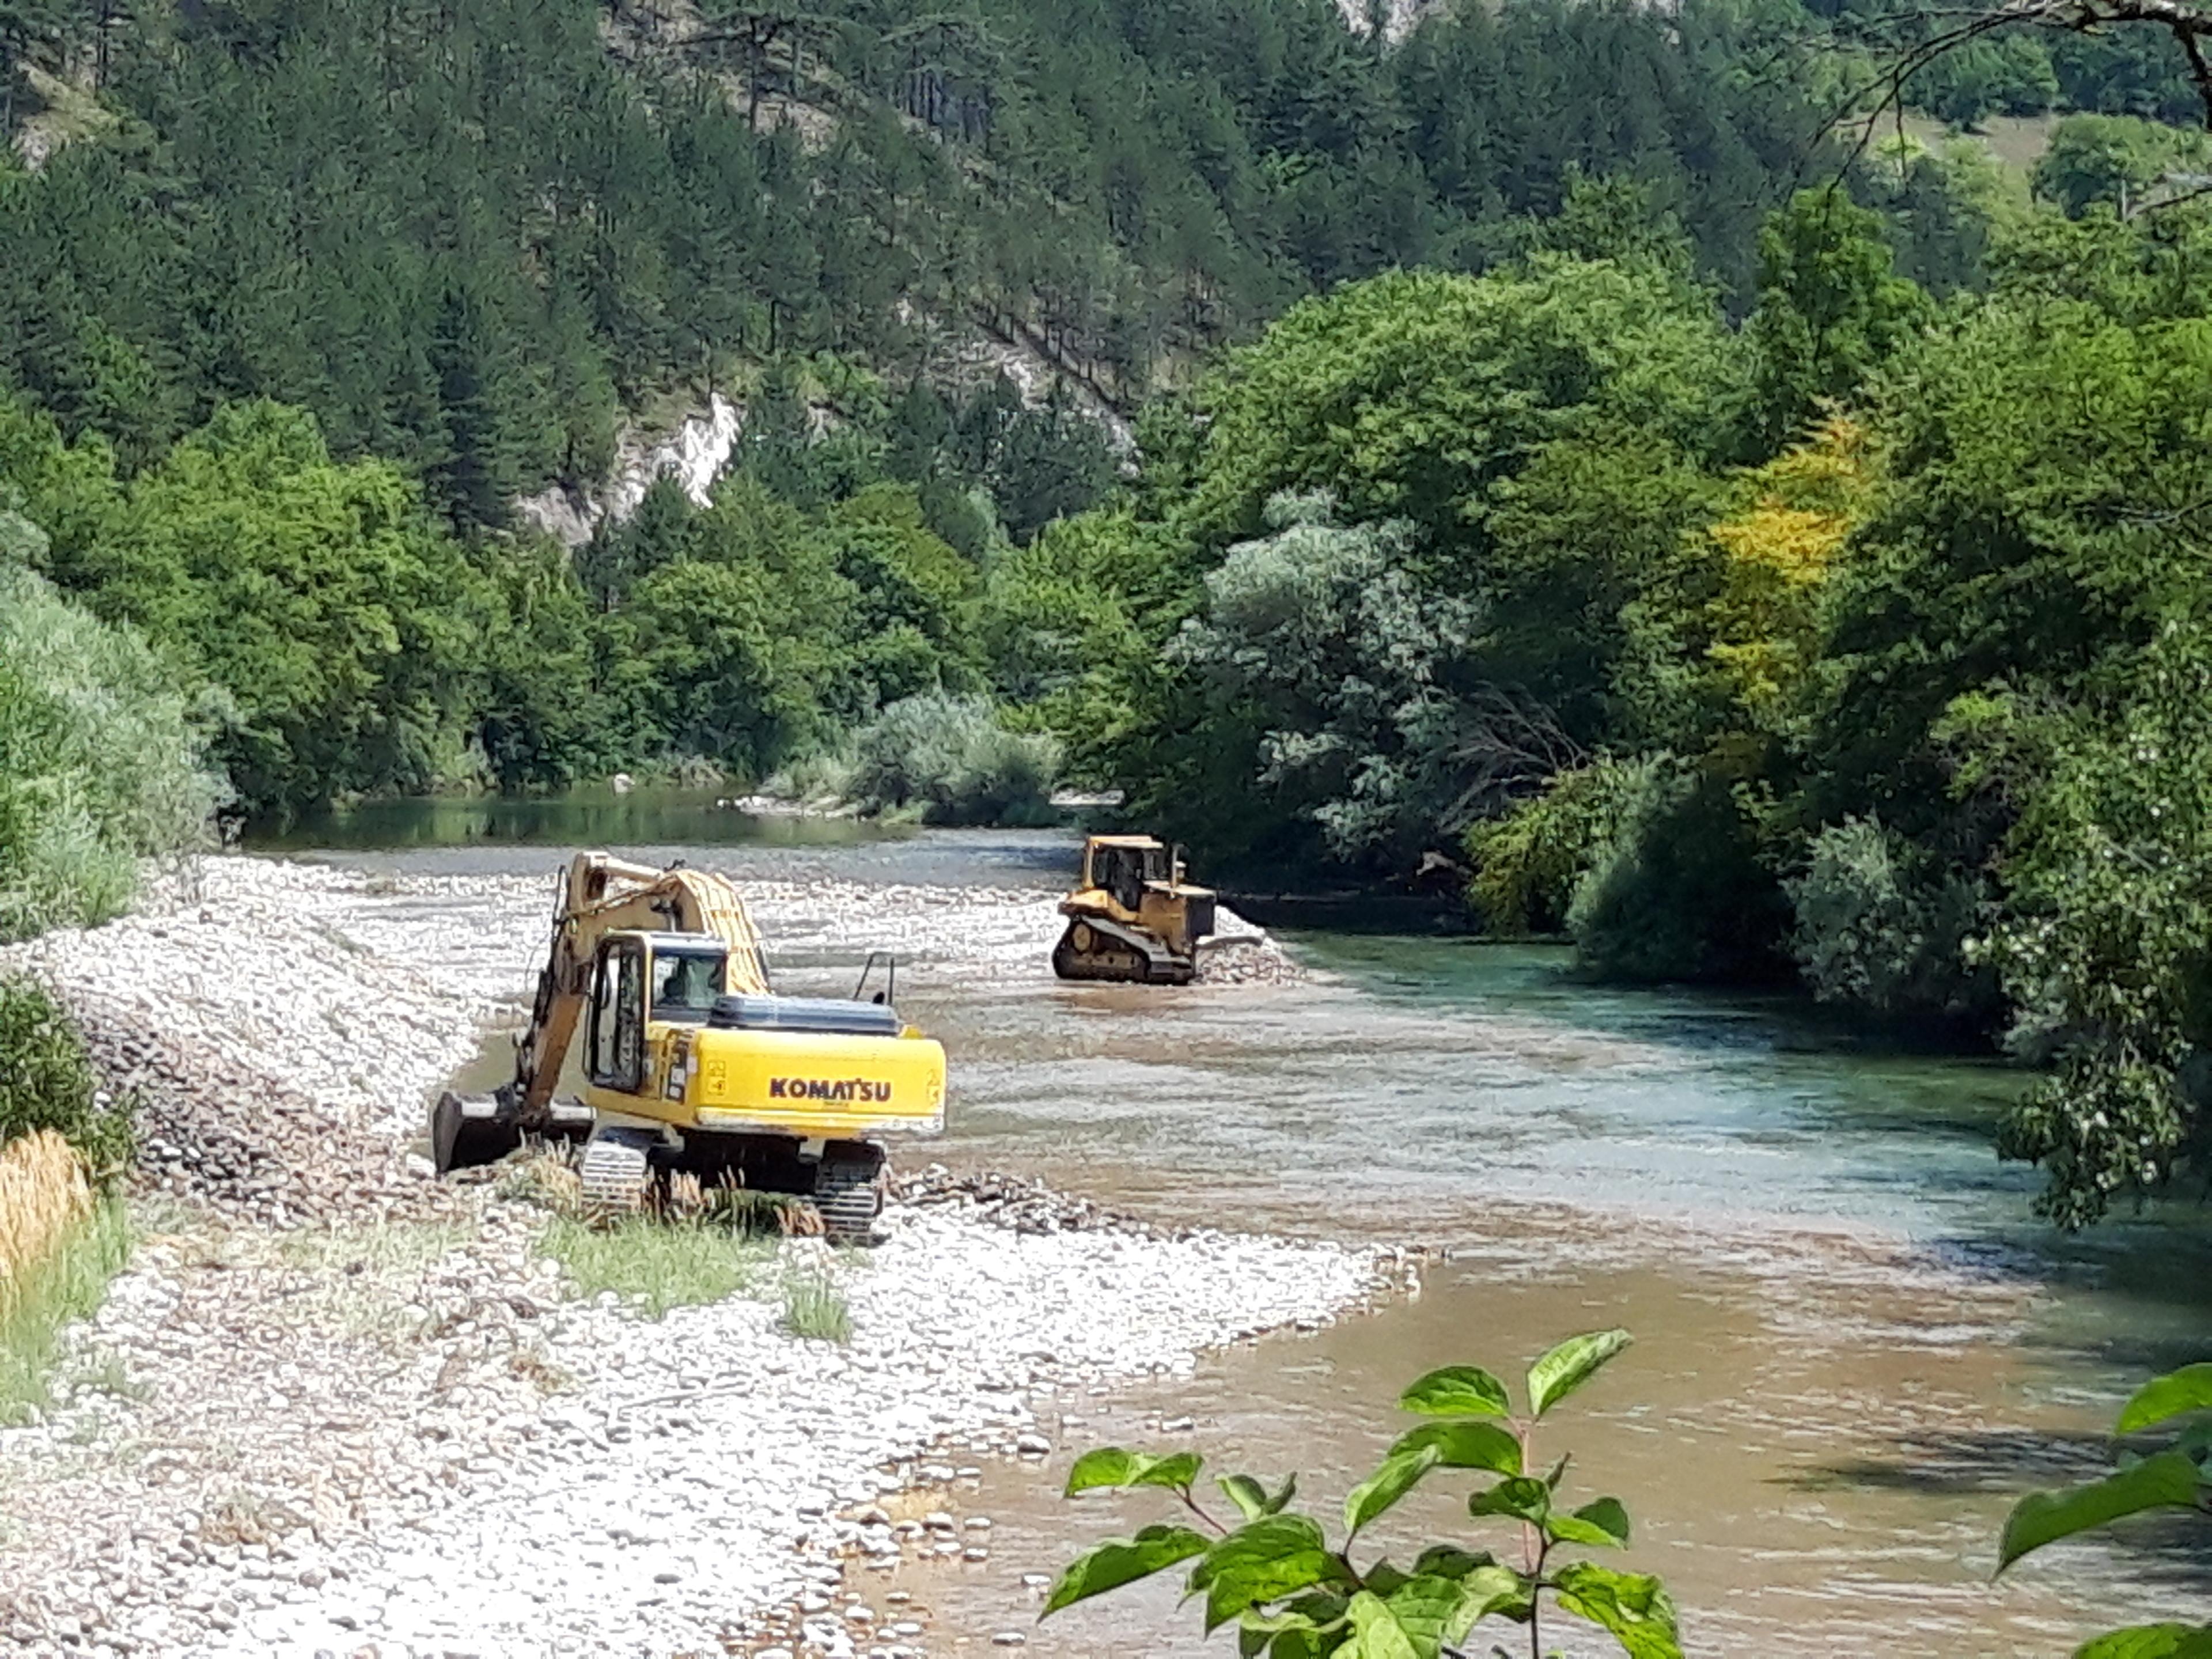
[507,854,770,1116]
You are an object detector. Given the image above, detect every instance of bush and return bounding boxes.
[1785,817,1998,1028]
[850,692,1060,827]
[0,976,134,1181]
[1464,757,1656,935]
[1567,762,1789,983]
[0,565,219,940]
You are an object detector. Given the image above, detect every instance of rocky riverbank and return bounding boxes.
[0,857,1369,1657]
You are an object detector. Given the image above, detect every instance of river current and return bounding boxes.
[270,792,2212,1656]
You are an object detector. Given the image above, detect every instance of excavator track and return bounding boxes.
[813,1142,887,1246]
[579,1126,657,1221]
[1051,917,1193,985]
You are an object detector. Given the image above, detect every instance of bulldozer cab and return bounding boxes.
[1084,836,1175,911]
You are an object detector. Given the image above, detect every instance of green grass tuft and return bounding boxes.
[778,1265,851,1343]
[0,1196,131,1425]
[540,1215,774,1318]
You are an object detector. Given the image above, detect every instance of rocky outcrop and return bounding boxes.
[513,392,744,548]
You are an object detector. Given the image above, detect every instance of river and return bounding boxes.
[265,792,2212,1657]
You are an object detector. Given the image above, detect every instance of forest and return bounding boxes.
[1,0,2209,1225]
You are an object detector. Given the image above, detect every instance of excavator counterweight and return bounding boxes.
[431,853,945,1242]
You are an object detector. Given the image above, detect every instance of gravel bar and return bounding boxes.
[0,855,1374,1658]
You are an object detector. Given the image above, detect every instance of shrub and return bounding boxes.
[850,692,1060,827]
[0,563,219,940]
[1567,761,1790,983]
[0,976,134,1181]
[1464,757,1655,935]
[1785,817,1998,1028]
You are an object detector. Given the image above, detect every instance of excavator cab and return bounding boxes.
[1052,834,1217,984]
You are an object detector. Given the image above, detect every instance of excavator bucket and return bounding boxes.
[429,1088,591,1174]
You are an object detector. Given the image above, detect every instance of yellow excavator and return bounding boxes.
[1052,834,1217,984]
[431,852,946,1241]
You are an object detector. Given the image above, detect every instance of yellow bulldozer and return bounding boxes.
[431,852,946,1241]
[1051,834,1217,984]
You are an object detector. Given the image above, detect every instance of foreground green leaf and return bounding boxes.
[1527,1329,1632,1418]
[1191,1516,1357,1633]
[1546,1496,1632,1549]
[1342,1590,1420,1659]
[1551,1560,1683,1659]
[1469,1476,1552,1526]
[2118,1366,2212,1436]
[1345,1444,1442,1538]
[1388,1419,1523,1476]
[1064,1447,1203,1497]
[1221,1472,1300,1521]
[2077,1626,2212,1659]
[1041,1524,1210,1616]
[1998,1450,2207,1572]
[1398,1365,1512,1419]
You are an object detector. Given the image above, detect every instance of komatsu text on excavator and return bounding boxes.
[430,853,946,1241]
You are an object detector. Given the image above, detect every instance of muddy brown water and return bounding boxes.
[289,812,2212,1657]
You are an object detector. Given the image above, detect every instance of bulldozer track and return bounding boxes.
[579,1126,656,1221]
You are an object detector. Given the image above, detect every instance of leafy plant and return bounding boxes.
[1044,1330,1677,1659]
[1998,1363,2212,1654]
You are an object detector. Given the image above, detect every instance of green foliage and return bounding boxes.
[850,692,1060,827]
[1784,817,1996,1028]
[0,559,217,938]
[777,1265,851,1343]
[1997,1361,2212,1656]
[2032,115,2208,218]
[1908,33,2058,127]
[1181,264,1744,552]
[539,1215,774,1319]
[1463,758,1656,937]
[1567,762,1789,985]
[0,0,1842,528]
[1745,191,1931,450]
[0,975,133,1181]
[1045,1331,1673,1659]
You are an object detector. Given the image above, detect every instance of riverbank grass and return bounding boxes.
[777,1265,851,1343]
[541,1215,777,1318]
[0,1192,132,1424]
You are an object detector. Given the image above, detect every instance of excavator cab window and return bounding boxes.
[650,945,725,1024]
[588,939,646,1092]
